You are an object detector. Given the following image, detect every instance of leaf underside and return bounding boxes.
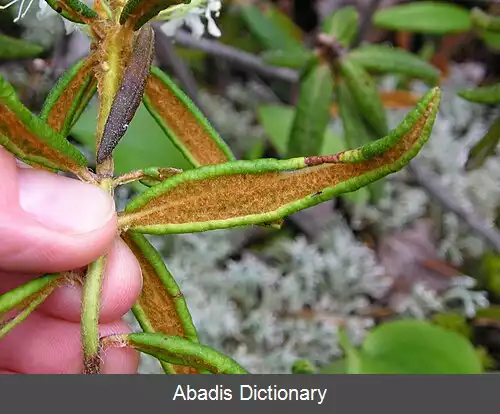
[121,232,199,374]
[144,67,235,167]
[120,0,184,30]
[40,57,97,136]
[0,75,88,174]
[119,88,440,234]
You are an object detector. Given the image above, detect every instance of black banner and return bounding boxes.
[1,375,498,414]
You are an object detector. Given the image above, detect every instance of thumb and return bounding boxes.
[0,167,117,273]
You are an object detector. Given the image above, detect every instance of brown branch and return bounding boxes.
[172,31,299,83]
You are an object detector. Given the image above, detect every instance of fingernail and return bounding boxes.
[18,169,116,234]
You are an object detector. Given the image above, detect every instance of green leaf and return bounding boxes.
[0,274,62,339]
[256,105,345,156]
[346,320,482,374]
[44,0,98,24]
[0,74,90,177]
[0,274,62,316]
[475,305,500,321]
[120,0,182,30]
[322,6,359,47]
[471,7,500,33]
[240,4,305,52]
[337,80,382,204]
[348,44,440,85]
[143,66,235,167]
[339,58,389,137]
[373,2,471,35]
[0,35,44,59]
[70,100,193,181]
[118,88,440,235]
[480,30,500,51]
[261,49,316,70]
[465,116,500,171]
[458,82,500,104]
[121,232,200,374]
[103,333,249,374]
[291,360,316,374]
[288,62,334,157]
[40,57,97,136]
[477,252,500,299]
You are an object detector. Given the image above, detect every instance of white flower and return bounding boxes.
[160,0,222,39]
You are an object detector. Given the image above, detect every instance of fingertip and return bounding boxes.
[34,237,142,322]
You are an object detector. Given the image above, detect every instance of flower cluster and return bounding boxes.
[158,0,222,39]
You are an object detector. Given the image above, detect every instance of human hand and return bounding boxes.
[0,147,142,373]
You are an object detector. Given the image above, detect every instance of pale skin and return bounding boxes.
[0,147,142,373]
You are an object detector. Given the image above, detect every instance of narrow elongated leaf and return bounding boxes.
[0,274,62,317]
[348,45,440,85]
[0,35,44,59]
[240,4,305,52]
[0,75,89,177]
[471,8,500,33]
[144,66,235,167]
[339,58,388,137]
[103,333,248,374]
[118,88,440,234]
[257,105,345,156]
[44,0,98,23]
[40,57,97,136]
[373,2,471,34]
[345,320,482,374]
[337,82,375,149]
[121,232,199,374]
[261,49,316,70]
[458,82,500,104]
[337,81,382,204]
[0,274,63,339]
[322,6,359,47]
[97,25,155,164]
[465,116,500,171]
[120,0,183,30]
[288,62,334,157]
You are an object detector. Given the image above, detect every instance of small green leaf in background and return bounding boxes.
[343,320,483,374]
[373,1,471,35]
[70,100,192,178]
[337,81,381,204]
[480,30,500,51]
[261,49,316,70]
[288,62,334,157]
[0,34,44,59]
[322,6,359,47]
[465,116,500,171]
[256,105,345,157]
[291,360,317,374]
[239,4,305,52]
[431,312,472,339]
[477,251,500,299]
[458,82,500,104]
[471,7,500,33]
[348,44,441,85]
[339,58,389,137]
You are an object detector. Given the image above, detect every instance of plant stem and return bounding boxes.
[80,179,113,374]
[81,256,107,374]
